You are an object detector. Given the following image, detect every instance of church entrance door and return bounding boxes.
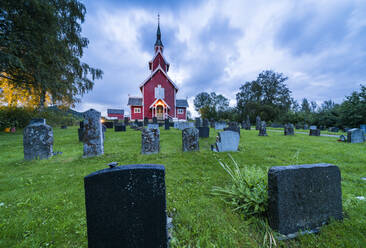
[156,106,164,120]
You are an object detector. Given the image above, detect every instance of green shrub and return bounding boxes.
[0,106,80,130]
[211,154,268,218]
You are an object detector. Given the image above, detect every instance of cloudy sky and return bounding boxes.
[76,0,366,117]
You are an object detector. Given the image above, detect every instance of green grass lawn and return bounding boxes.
[0,126,365,247]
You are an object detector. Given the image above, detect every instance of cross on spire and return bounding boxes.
[155,13,163,48]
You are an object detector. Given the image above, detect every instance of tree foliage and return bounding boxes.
[194,92,229,120]
[236,70,292,122]
[0,0,102,108]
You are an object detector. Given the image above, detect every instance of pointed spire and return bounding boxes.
[155,13,163,47]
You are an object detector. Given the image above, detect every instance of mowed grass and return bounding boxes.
[0,126,366,248]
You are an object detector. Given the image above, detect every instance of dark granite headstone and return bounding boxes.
[328,127,339,132]
[153,117,158,124]
[258,121,267,136]
[23,119,53,160]
[83,109,104,157]
[144,117,149,126]
[347,128,365,143]
[199,126,209,138]
[195,118,201,128]
[84,164,167,248]
[303,124,309,130]
[182,127,199,152]
[104,122,114,128]
[137,121,143,127]
[242,115,251,130]
[284,123,294,136]
[210,119,215,128]
[164,119,170,130]
[256,116,261,130]
[114,124,126,132]
[61,125,67,129]
[78,128,84,142]
[202,119,209,127]
[309,129,320,136]
[268,164,343,236]
[124,117,129,126]
[142,128,160,154]
[80,121,84,129]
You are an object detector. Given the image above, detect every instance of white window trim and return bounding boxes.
[134,108,141,113]
[177,108,184,114]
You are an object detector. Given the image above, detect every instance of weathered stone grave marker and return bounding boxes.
[284,123,294,136]
[142,128,160,154]
[214,121,226,130]
[268,164,343,237]
[84,164,167,248]
[144,117,149,126]
[195,117,201,128]
[211,131,239,152]
[23,119,53,160]
[256,116,261,130]
[83,109,104,157]
[114,123,126,132]
[182,127,199,152]
[309,126,320,136]
[258,121,268,136]
[224,122,240,136]
[164,119,170,130]
[347,128,365,143]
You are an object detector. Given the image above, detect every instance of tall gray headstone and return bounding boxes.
[195,118,201,128]
[83,109,104,157]
[347,128,365,143]
[182,127,199,152]
[84,164,167,248]
[142,128,160,154]
[23,119,53,160]
[211,131,240,152]
[215,122,226,130]
[258,121,268,136]
[256,116,261,130]
[284,123,294,136]
[268,164,343,236]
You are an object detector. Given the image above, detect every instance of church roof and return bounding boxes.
[139,65,179,91]
[155,21,163,47]
[107,109,124,114]
[127,97,142,106]
[176,99,189,108]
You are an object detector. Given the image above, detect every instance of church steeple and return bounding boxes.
[154,14,163,51]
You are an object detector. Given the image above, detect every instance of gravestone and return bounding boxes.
[182,127,199,152]
[84,164,167,248]
[202,118,209,127]
[78,128,84,142]
[242,115,251,130]
[347,128,365,143]
[142,128,160,154]
[224,123,240,136]
[147,124,159,130]
[104,122,114,128]
[295,124,302,130]
[303,124,309,130]
[268,163,343,236]
[258,121,268,136]
[210,119,215,128]
[153,117,158,124]
[164,119,170,130]
[23,119,53,160]
[124,117,129,126]
[83,109,104,157]
[211,131,240,152]
[61,125,67,129]
[256,116,261,130]
[215,122,226,130]
[114,123,126,132]
[284,123,294,136]
[328,127,339,132]
[199,126,209,138]
[144,117,149,126]
[195,118,201,128]
[309,128,320,136]
[360,124,366,134]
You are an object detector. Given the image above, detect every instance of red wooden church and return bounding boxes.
[128,20,188,121]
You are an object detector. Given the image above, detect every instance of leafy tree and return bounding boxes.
[236,70,292,122]
[193,92,229,120]
[337,85,366,127]
[300,98,311,113]
[0,0,102,108]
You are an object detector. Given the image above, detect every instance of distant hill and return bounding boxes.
[47,106,83,118]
